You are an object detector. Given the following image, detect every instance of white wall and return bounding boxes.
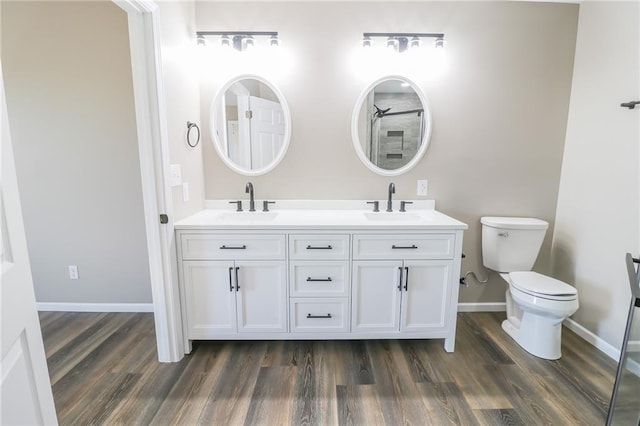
[2,1,152,304]
[159,1,205,222]
[195,1,579,304]
[552,0,640,349]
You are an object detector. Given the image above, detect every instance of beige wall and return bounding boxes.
[2,1,152,304]
[552,1,640,348]
[195,1,579,304]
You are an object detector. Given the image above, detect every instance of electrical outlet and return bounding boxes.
[68,265,79,280]
[182,182,190,202]
[417,179,428,196]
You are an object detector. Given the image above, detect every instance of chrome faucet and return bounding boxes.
[245,182,255,212]
[387,182,395,212]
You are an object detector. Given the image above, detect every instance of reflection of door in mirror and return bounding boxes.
[223,81,284,171]
[248,96,285,170]
[364,86,425,171]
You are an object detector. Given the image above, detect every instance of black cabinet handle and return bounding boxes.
[235,266,240,291]
[397,267,403,291]
[306,245,333,250]
[404,266,409,291]
[392,245,418,249]
[306,277,332,282]
[307,313,332,319]
[228,267,234,292]
[220,245,247,250]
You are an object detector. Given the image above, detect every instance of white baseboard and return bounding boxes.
[564,319,640,378]
[457,302,506,312]
[36,302,154,313]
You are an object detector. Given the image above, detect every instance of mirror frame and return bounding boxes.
[209,74,292,176]
[351,75,432,176]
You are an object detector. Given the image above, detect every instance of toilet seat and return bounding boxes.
[508,271,577,301]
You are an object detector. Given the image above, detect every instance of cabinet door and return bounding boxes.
[183,260,237,337]
[352,261,403,333]
[400,260,452,333]
[235,260,288,333]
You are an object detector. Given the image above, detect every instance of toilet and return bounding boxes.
[481,216,579,360]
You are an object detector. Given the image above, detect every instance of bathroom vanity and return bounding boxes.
[175,202,467,353]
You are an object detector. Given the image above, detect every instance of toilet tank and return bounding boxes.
[481,217,549,272]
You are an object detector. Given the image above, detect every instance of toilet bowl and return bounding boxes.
[500,272,578,360]
[481,216,579,360]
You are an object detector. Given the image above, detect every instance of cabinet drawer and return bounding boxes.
[181,233,286,260]
[353,234,455,260]
[289,234,350,260]
[290,298,349,332]
[290,261,349,297]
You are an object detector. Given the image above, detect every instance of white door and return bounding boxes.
[248,96,285,169]
[235,260,287,333]
[182,260,237,337]
[1,67,57,425]
[400,260,452,332]
[351,261,402,333]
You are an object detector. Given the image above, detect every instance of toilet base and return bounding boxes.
[502,290,564,360]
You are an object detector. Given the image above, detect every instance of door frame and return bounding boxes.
[114,0,183,362]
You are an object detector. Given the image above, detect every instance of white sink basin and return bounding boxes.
[363,212,423,221]
[217,211,279,222]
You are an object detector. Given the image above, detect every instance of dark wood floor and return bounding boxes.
[39,311,627,425]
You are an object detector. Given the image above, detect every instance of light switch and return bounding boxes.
[170,164,182,187]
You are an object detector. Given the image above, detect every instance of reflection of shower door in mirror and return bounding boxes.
[248,96,285,170]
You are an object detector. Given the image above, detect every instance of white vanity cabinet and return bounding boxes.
[179,233,287,338]
[288,234,350,333]
[175,206,466,353]
[351,234,457,350]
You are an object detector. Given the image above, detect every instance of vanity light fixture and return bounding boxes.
[362,32,445,53]
[196,35,207,47]
[196,31,280,52]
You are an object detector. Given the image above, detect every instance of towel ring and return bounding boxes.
[186,121,200,147]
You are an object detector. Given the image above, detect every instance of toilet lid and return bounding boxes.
[509,271,577,297]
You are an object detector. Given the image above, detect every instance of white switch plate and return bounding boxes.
[182,182,190,202]
[170,164,182,187]
[417,179,428,196]
[68,265,79,280]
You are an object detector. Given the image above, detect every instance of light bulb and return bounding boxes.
[243,36,254,50]
[386,37,399,51]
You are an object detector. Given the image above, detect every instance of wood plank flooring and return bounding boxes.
[39,311,628,425]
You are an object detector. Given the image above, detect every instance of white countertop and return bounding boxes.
[175,200,468,231]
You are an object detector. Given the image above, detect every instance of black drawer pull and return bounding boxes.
[306,277,333,282]
[220,245,247,250]
[392,244,418,249]
[228,267,234,292]
[306,245,333,250]
[307,313,333,319]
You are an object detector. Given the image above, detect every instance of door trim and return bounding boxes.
[114,0,183,362]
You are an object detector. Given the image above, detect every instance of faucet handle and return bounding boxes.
[366,201,379,212]
[229,200,243,212]
[400,201,413,212]
[262,200,276,212]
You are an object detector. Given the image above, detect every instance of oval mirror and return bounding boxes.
[210,75,291,176]
[351,76,432,176]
